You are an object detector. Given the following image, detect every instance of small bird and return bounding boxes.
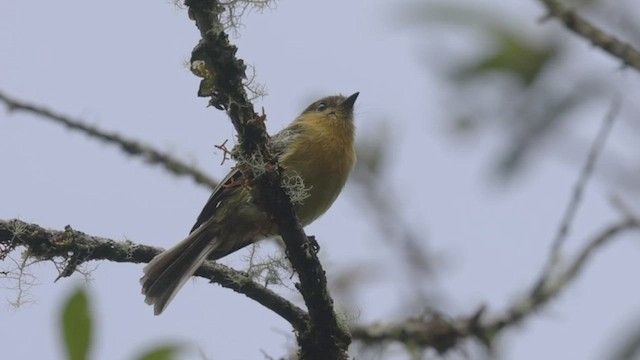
[141,92,359,315]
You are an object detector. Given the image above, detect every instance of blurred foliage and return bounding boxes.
[136,345,185,360]
[399,1,640,188]
[61,287,92,360]
[59,286,186,360]
[351,123,437,308]
[405,4,559,86]
[612,315,640,360]
[354,122,390,178]
[453,29,555,86]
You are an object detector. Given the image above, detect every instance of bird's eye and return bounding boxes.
[316,103,327,112]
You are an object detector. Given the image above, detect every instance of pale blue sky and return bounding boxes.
[2,1,639,359]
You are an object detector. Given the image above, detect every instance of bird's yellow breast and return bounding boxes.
[279,116,356,225]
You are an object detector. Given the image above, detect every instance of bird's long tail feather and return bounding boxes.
[141,226,218,315]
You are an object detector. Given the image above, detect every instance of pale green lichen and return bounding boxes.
[281,173,311,205]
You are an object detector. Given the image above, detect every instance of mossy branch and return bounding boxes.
[0,218,309,332]
[184,1,350,358]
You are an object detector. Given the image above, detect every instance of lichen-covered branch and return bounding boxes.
[184,1,350,358]
[539,0,640,72]
[0,90,217,190]
[350,311,475,355]
[0,218,309,332]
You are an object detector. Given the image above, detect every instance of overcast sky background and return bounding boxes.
[2,1,639,359]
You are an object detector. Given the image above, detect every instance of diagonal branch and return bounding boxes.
[0,90,218,190]
[183,1,350,358]
[531,96,620,295]
[351,218,640,352]
[0,218,309,332]
[539,0,640,72]
[485,218,639,335]
[351,98,630,353]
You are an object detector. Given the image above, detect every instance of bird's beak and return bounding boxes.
[341,92,359,111]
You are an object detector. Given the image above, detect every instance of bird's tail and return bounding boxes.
[141,225,218,315]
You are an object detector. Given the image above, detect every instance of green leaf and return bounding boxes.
[61,287,92,360]
[455,30,556,85]
[136,344,184,360]
[484,32,553,84]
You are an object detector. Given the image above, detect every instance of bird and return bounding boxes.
[141,92,359,315]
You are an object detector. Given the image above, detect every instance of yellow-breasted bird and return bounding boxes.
[141,92,359,315]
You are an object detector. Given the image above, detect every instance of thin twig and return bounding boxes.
[532,96,620,296]
[610,195,640,222]
[0,90,218,190]
[539,0,640,72]
[487,219,638,334]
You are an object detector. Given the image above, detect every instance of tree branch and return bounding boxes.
[532,96,620,295]
[0,90,217,190]
[351,98,630,354]
[486,218,639,335]
[539,0,640,72]
[351,218,640,353]
[0,218,309,332]
[184,1,350,358]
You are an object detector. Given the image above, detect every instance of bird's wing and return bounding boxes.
[189,122,304,234]
[189,167,244,233]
